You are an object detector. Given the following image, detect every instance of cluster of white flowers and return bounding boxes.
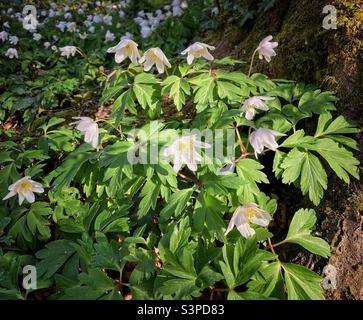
[134,0,187,38]
[107,39,216,74]
[1,0,190,60]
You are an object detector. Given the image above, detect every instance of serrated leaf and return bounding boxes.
[236,158,269,184]
[281,148,327,205]
[282,263,324,300]
[284,209,330,257]
[160,188,193,221]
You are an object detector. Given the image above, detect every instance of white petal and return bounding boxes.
[251,210,272,227]
[115,52,127,63]
[187,54,194,65]
[23,191,35,203]
[224,219,235,236]
[155,61,165,74]
[18,193,25,205]
[245,108,255,120]
[173,157,183,172]
[143,59,154,71]
[2,190,16,200]
[139,55,146,63]
[186,161,197,172]
[237,223,255,238]
[203,51,214,61]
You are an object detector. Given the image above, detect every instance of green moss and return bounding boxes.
[210,0,363,118]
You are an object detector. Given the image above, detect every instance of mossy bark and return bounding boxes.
[209,0,363,299]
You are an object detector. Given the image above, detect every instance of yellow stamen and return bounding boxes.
[246,207,261,223]
[247,104,254,109]
[15,180,33,193]
[178,139,194,154]
[147,50,162,63]
[190,48,205,56]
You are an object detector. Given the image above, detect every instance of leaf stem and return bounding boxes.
[235,126,246,154]
[271,239,286,247]
[268,238,276,254]
[248,49,258,77]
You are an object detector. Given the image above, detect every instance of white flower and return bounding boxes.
[5,48,18,59]
[163,135,210,172]
[172,5,183,16]
[181,42,215,65]
[33,33,42,41]
[88,26,95,33]
[257,35,278,63]
[0,31,8,42]
[93,15,103,23]
[241,96,274,120]
[66,22,77,32]
[9,35,18,45]
[181,1,188,9]
[51,45,58,52]
[141,26,152,38]
[139,47,171,74]
[59,45,77,58]
[107,39,140,64]
[104,30,115,43]
[103,14,113,26]
[250,128,286,154]
[121,32,133,41]
[225,203,272,238]
[48,9,55,17]
[56,21,67,32]
[2,176,44,205]
[3,21,10,28]
[44,41,51,48]
[79,32,87,40]
[64,12,72,19]
[70,117,99,148]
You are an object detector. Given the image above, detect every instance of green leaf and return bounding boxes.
[100,85,124,105]
[284,209,330,257]
[26,202,52,241]
[219,238,262,289]
[308,138,359,183]
[190,74,216,110]
[91,239,121,271]
[247,261,284,298]
[160,188,193,221]
[281,148,327,205]
[298,90,336,114]
[217,80,242,100]
[137,179,161,218]
[236,158,269,184]
[61,269,120,300]
[227,290,274,300]
[36,240,78,279]
[46,148,96,192]
[282,263,324,300]
[162,76,191,111]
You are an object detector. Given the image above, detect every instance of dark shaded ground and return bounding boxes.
[208,0,363,299]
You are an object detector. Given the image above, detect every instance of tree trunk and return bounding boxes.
[211,0,363,300]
